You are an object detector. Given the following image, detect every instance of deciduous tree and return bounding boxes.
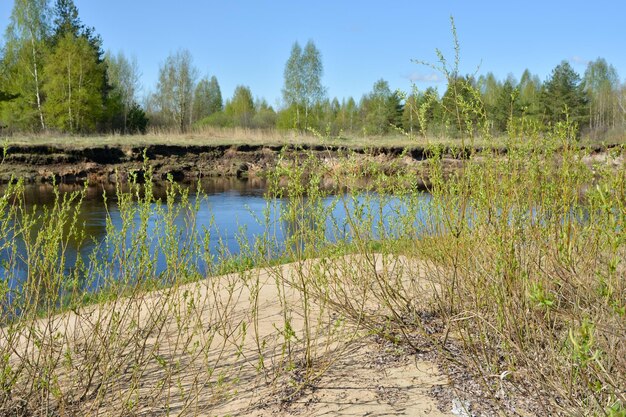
[492,77,520,132]
[518,69,542,119]
[361,79,402,135]
[192,75,222,123]
[282,40,325,130]
[154,49,198,132]
[42,32,104,132]
[252,98,276,129]
[225,85,254,127]
[2,0,50,130]
[105,50,141,133]
[583,58,620,134]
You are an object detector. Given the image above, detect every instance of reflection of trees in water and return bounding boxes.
[6,178,270,249]
[0,178,271,288]
[280,196,336,254]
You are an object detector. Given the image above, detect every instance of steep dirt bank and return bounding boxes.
[0,143,448,185]
[0,142,617,186]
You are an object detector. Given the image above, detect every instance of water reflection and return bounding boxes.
[0,178,431,294]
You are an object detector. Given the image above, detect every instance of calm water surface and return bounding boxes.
[1,178,431,290]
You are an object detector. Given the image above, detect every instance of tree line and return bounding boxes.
[0,0,147,134]
[1,0,625,139]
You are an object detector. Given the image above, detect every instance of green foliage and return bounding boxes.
[152,48,198,132]
[206,75,223,114]
[51,0,80,40]
[192,75,222,123]
[50,0,106,91]
[104,50,141,133]
[0,38,47,130]
[252,98,277,129]
[583,58,621,136]
[1,0,50,131]
[334,96,359,133]
[1,2,625,140]
[0,90,19,102]
[402,87,441,136]
[440,75,487,138]
[275,105,298,130]
[518,69,542,118]
[194,110,231,128]
[477,72,521,132]
[477,72,500,112]
[360,79,403,135]
[0,0,120,134]
[492,77,521,132]
[42,32,105,133]
[540,60,588,127]
[282,42,303,127]
[607,402,626,417]
[225,85,255,128]
[126,102,148,134]
[282,40,326,130]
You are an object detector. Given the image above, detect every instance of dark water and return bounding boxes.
[13,178,274,260]
[0,178,431,292]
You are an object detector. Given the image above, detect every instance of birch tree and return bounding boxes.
[154,49,198,132]
[301,40,325,128]
[3,0,50,130]
[105,50,141,132]
[42,32,104,132]
[192,75,222,123]
[583,58,620,134]
[282,42,303,128]
[225,85,254,127]
[282,40,325,130]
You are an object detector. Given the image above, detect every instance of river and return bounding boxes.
[0,178,431,295]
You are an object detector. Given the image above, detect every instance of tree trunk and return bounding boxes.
[29,31,45,131]
[67,54,73,132]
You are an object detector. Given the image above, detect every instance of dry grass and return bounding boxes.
[0,125,519,149]
[1,134,625,416]
[1,253,453,416]
[3,125,623,151]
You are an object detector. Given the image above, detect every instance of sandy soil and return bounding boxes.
[3,255,457,416]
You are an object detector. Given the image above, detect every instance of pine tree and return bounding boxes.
[51,0,80,40]
[207,76,223,114]
[492,78,520,132]
[541,61,588,127]
[43,0,108,132]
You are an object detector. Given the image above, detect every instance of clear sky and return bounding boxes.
[1,1,625,108]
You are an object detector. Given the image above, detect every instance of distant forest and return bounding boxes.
[2,0,625,139]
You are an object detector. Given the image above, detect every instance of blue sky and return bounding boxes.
[1,1,625,108]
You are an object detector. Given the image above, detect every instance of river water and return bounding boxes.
[1,178,431,293]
